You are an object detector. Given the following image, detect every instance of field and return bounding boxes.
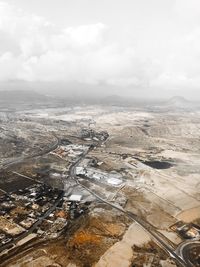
[0,102,200,267]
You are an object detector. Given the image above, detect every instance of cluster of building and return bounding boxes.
[0,129,110,254]
[0,184,61,247]
[170,221,200,240]
[80,128,109,141]
[37,194,88,239]
[50,144,89,162]
[75,166,123,187]
[0,180,89,253]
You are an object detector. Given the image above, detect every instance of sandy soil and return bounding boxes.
[176,206,200,222]
[2,105,200,266]
[95,222,150,267]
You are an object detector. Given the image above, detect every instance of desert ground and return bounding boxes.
[0,99,200,267]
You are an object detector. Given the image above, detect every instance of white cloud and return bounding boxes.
[0,1,152,87]
[63,23,106,47]
[173,0,200,27]
[149,0,200,92]
[0,1,146,86]
[0,52,21,80]
[0,0,200,95]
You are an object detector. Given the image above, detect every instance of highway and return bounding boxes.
[177,241,200,267]
[0,136,195,266]
[0,133,59,170]
[69,144,189,267]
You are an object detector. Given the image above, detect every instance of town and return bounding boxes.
[0,103,200,267]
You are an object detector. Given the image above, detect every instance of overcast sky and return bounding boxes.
[0,0,200,99]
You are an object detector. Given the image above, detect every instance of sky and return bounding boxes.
[0,0,200,99]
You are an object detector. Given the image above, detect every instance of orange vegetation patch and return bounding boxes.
[70,230,102,247]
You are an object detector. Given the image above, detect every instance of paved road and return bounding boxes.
[0,134,61,255]
[177,241,200,267]
[0,191,64,254]
[0,136,195,267]
[0,134,59,170]
[69,144,188,267]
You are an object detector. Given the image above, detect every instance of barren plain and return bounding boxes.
[0,99,200,267]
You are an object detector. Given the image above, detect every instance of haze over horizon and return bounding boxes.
[0,0,200,100]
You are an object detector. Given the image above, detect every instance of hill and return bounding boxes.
[0,90,50,103]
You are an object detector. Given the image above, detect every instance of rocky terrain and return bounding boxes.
[0,98,200,267]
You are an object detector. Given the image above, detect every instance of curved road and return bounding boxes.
[69,146,188,267]
[177,241,200,267]
[0,190,64,253]
[0,133,59,170]
[0,136,195,267]
[0,134,61,257]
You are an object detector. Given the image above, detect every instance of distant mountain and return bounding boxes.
[166,96,191,107]
[0,90,51,103]
[155,96,200,112]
